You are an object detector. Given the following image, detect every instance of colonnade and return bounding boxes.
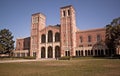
[39,46,60,58]
[76,49,109,56]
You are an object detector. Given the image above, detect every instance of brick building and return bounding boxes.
[14,37,30,57]
[14,5,120,58]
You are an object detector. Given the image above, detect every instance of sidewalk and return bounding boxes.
[0,58,56,63]
[0,59,37,63]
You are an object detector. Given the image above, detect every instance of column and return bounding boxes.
[45,47,48,58]
[103,49,105,55]
[83,50,85,56]
[53,46,55,58]
[46,32,48,42]
[118,47,120,55]
[36,50,38,59]
[53,34,55,58]
[53,34,55,42]
[39,49,41,59]
[25,53,27,57]
[45,33,48,58]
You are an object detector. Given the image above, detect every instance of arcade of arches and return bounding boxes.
[41,46,60,58]
[41,31,60,43]
[40,30,61,58]
[76,49,110,56]
[76,42,110,56]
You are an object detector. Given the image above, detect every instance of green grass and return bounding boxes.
[0,59,120,76]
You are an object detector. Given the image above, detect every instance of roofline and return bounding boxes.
[32,12,46,17]
[17,37,30,40]
[39,25,60,32]
[60,5,73,9]
[32,12,40,16]
[77,28,105,33]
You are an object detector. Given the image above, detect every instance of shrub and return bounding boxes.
[23,56,36,59]
[59,56,70,60]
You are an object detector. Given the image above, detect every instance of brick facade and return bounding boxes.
[14,5,120,58]
[14,37,30,57]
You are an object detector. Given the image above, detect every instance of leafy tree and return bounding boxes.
[105,17,120,55]
[0,28,15,55]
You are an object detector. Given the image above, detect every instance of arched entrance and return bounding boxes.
[41,47,45,58]
[48,46,53,58]
[92,40,108,56]
[55,46,60,58]
[81,50,83,56]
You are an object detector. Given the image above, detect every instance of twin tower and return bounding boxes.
[30,5,77,58]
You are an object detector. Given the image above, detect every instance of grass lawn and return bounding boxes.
[0,59,120,76]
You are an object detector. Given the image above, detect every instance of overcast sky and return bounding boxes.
[0,0,120,43]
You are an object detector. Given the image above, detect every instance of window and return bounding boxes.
[68,10,70,16]
[33,17,39,23]
[88,35,91,42]
[97,34,101,41]
[80,36,83,43]
[48,30,53,42]
[55,32,60,42]
[88,44,92,47]
[79,45,83,47]
[41,34,46,43]
[63,10,66,17]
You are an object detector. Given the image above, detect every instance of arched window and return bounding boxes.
[97,34,101,42]
[48,46,53,58]
[55,46,60,58]
[41,34,46,43]
[55,32,60,42]
[41,47,45,58]
[88,35,91,42]
[48,30,53,42]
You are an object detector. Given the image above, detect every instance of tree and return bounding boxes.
[0,28,15,55]
[105,17,120,55]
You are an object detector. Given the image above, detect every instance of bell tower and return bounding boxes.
[30,13,46,57]
[60,5,76,57]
